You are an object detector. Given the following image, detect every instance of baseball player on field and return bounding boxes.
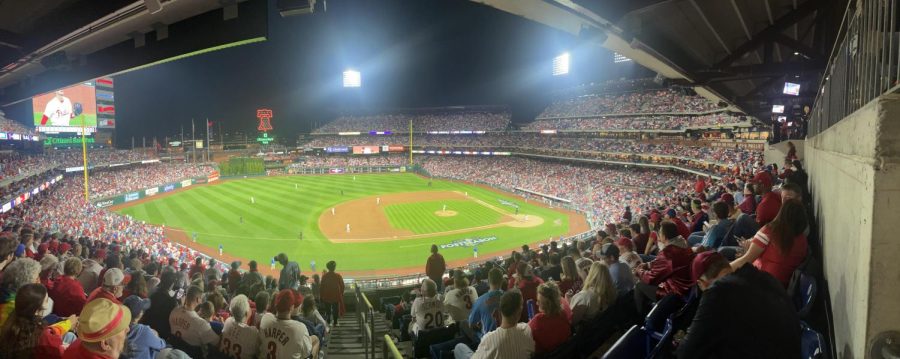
[40,90,75,126]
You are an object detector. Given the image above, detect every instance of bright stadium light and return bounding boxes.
[552,53,570,76]
[343,69,361,88]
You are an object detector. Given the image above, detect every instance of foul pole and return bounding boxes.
[81,115,89,200]
[408,119,413,165]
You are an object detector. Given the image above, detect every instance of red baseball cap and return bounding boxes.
[692,251,726,282]
[615,237,634,251]
[275,289,295,313]
[720,193,735,206]
[751,171,773,188]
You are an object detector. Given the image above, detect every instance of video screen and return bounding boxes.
[772,105,785,113]
[32,83,97,132]
[352,146,380,154]
[783,82,800,96]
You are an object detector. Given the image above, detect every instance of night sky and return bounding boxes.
[8,0,650,145]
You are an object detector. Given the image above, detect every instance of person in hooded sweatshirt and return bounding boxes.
[123,295,166,359]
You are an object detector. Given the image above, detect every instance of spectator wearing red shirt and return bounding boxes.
[528,282,571,355]
[0,284,76,359]
[49,258,87,318]
[752,171,782,226]
[738,183,757,215]
[730,199,809,287]
[665,209,691,240]
[227,261,242,295]
[634,221,695,314]
[63,298,131,359]
[86,268,124,304]
[425,245,446,291]
[509,263,544,322]
[694,175,706,194]
[188,257,205,281]
[319,261,345,326]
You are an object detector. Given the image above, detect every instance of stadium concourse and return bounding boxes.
[0,77,823,359]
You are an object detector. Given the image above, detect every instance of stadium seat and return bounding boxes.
[602,325,649,359]
[534,338,577,359]
[526,299,537,320]
[794,273,817,318]
[647,318,675,359]
[168,336,204,359]
[412,324,457,358]
[575,290,641,358]
[644,295,684,334]
[800,321,827,359]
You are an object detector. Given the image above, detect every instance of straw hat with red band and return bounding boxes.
[79,298,131,342]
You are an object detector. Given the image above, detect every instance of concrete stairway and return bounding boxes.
[325,313,398,359]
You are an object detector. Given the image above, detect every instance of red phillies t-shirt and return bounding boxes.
[528,312,571,354]
[751,225,808,287]
[755,192,782,226]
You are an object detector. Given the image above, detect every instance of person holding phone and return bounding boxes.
[729,199,808,287]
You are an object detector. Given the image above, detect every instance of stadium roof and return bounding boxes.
[473,0,847,120]
[0,0,266,106]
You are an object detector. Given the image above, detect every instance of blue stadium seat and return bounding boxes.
[526,299,537,320]
[647,318,675,359]
[602,325,649,359]
[800,321,827,359]
[795,273,817,318]
[644,295,684,334]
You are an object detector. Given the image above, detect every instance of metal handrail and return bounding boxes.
[808,0,900,136]
[354,285,377,359]
[382,334,403,359]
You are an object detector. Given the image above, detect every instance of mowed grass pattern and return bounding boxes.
[383,200,502,234]
[116,173,573,273]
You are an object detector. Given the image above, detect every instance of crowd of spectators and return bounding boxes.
[522,113,748,131]
[47,149,158,168]
[87,163,214,199]
[401,154,813,358]
[0,111,37,136]
[538,88,720,118]
[313,111,511,133]
[0,173,338,358]
[417,156,693,227]
[0,153,57,181]
[295,155,407,169]
[300,134,763,176]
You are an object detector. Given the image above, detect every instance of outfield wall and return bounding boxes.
[92,173,218,208]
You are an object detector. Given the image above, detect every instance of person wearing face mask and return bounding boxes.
[0,283,78,358]
[633,221,695,315]
[675,252,800,359]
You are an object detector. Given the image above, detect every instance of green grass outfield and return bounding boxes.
[116,173,575,274]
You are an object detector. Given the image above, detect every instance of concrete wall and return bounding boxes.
[805,94,900,359]
[765,139,805,164]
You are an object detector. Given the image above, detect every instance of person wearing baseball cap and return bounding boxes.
[615,236,644,269]
[751,171,782,226]
[664,208,691,240]
[63,298,131,359]
[676,251,801,358]
[86,268,124,304]
[122,295,166,359]
[597,243,634,296]
[260,289,319,359]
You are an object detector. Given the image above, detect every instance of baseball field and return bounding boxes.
[114,173,590,277]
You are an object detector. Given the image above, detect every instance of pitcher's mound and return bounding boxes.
[435,210,458,217]
[506,215,544,228]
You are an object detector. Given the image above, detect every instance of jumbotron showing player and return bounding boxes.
[40,90,82,126]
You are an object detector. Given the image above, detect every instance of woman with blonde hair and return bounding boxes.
[558,256,581,295]
[567,262,617,324]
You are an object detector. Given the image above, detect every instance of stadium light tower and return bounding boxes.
[552,52,570,76]
[343,69,361,88]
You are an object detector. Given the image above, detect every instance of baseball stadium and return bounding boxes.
[0,0,893,359]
